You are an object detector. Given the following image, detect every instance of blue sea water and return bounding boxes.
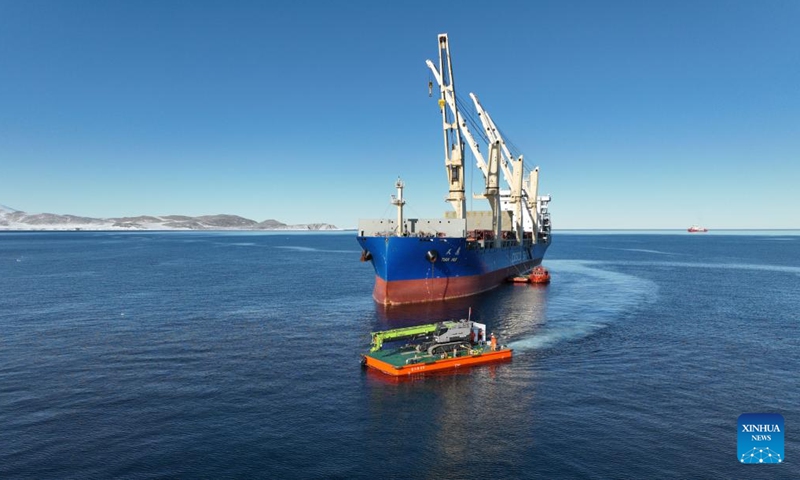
[1,231,798,479]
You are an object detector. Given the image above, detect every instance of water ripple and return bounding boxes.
[509,260,658,351]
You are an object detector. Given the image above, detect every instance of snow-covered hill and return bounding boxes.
[0,207,338,231]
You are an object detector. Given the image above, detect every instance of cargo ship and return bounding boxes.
[688,225,708,233]
[362,318,512,377]
[357,33,552,305]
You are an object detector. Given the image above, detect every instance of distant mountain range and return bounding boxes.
[0,205,338,231]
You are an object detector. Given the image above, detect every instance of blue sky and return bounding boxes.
[1,0,797,228]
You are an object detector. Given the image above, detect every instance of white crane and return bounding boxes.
[426,33,547,243]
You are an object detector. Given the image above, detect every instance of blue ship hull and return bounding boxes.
[357,235,549,305]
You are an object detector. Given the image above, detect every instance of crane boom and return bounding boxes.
[469,93,514,185]
[426,59,490,181]
[370,323,439,352]
[470,92,539,240]
[369,320,485,353]
[427,34,468,219]
[424,33,550,243]
[427,34,504,231]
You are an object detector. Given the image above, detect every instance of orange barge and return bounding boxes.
[361,319,512,377]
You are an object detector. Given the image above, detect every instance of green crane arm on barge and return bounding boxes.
[369,319,485,353]
[370,322,462,352]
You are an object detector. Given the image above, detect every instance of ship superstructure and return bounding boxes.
[357,34,552,305]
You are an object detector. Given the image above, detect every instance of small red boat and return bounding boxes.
[509,276,531,283]
[688,225,708,233]
[508,265,550,284]
[529,266,551,284]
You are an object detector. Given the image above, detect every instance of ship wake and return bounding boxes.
[508,260,657,352]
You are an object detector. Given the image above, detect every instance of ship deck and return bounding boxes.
[367,344,441,368]
[363,343,512,376]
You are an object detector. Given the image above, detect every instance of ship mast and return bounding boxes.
[390,178,406,235]
[426,34,502,235]
[431,34,466,220]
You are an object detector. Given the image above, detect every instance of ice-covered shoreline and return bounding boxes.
[0,207,338,231]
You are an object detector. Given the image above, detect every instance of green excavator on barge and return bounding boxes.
[362,318,512,377]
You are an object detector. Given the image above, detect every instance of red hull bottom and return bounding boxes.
[373,260,536,305]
